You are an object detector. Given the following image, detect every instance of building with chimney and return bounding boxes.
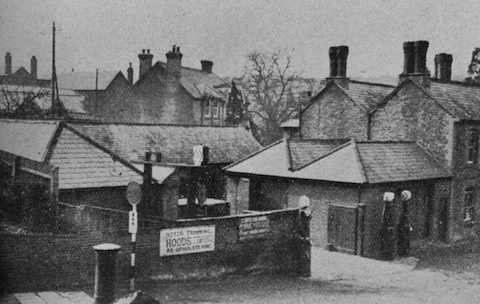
[0,53,50,87]
[224,40,480,260]
[93,46,232,125]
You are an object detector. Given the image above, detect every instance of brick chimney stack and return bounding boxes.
[166,45,183,78]
[127,62,134,85]
[30,56,37,79]
[5,52,12,75]
[327,45,349,88]
[434,53,453,81]
[138,49,153,80]
[400,40,430,86]
[201,60,213,73]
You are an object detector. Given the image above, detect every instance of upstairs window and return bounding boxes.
[464,187,475,222]
[204,99,211,117]
[212,100,219,118]
[467,129,479,164]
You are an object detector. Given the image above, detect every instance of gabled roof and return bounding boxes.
[303,80,394,114]
[67,122,261,165]
[141,62,228,100]
[57,71,124,90]
[372,78,480,121]
[226,139,450,184]
[0,119,60,162]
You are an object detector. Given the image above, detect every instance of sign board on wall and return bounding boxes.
[238,215,270,241]
[160,225,215,257]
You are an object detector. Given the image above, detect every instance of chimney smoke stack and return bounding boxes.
[166,45,183,78]
[328,47,338,77]
[30,56,37,79]
[201,60,213,73]
[5,52,12,75]
[138,49,153,80]
[434,53,453,81]
[336,46,349,78]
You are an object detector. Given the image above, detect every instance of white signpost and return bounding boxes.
[160,225,215,257]
[125,181,141,292]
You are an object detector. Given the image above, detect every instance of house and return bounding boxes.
[0,119,260,218]
[57,70,131,117]
[0,53,50,87]
[225,139,450,259]
[225,40,480,259]
[97,46,232,125]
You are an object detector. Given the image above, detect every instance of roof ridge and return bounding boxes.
[349,79,396,88]
[294,139,353,171]
[68,120,248,128]
[351,139,368,183]
[223,140,283,170]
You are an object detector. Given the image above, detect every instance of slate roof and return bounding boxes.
[57,71,123,90]
[67,122,261,165]
[155,62,228,99]
[339,80,395,112]
[288,138,349,171]
[226,139,451,184]
[426,80,480,120]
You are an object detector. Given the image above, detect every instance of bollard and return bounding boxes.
[93,243,121,304]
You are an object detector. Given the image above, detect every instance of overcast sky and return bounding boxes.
[1,0,479,82]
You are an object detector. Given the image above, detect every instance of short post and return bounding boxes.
[93,243,121,304]
[125,181,142,292]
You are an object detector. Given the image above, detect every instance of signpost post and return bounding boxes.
[125,181,142,292]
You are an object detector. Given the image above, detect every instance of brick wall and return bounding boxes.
[301,86,369,140]
[0,203,303,292]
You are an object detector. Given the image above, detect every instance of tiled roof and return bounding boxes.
[340,80,395,112]
[67,122,261,164]
[0,119,60,162]
[288,139,349,170]
[0,84,87,114]
[426,80,480,120]
[226,139,450,184]
[57,71,122,90]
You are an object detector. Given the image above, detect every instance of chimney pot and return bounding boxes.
[414,40,429,74]
[166,45,183,78]
[127,62,134,85]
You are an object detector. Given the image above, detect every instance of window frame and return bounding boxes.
[212,100,219,118]
[204,99,211,118]
[464,187,475,222]
[467,128,479,164]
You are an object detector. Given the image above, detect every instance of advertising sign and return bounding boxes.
[238,215,270,241]
[160,225,215,257]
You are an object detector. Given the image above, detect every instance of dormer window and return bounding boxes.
[213,100,219,118]
[204,99,211,117]
[467,129,479,164]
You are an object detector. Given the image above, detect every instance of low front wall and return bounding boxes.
[0,203,303,292]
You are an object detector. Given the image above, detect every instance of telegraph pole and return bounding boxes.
[51,22,58,117]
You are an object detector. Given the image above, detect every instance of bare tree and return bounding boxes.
[0,83,49,119]
[239,51,299,145]
[467,48,480,83]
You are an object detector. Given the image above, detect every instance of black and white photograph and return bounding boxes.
[1,0,480,303]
